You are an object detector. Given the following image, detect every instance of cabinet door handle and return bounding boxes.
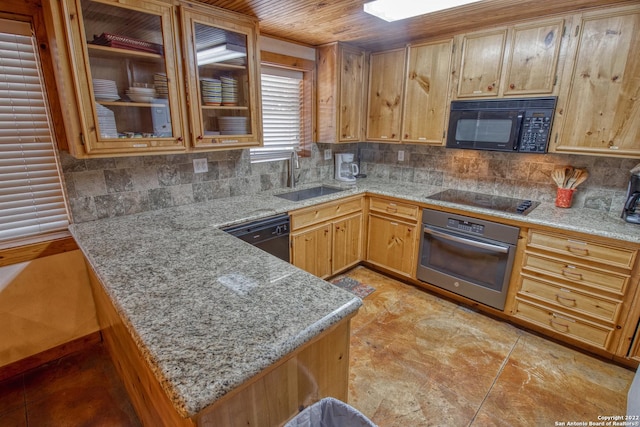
[566,245,589,256]
[555,293,577,306]
[550,318,570,332]
[561,268,583,280]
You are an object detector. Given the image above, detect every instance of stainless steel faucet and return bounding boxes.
[289,150,300,187]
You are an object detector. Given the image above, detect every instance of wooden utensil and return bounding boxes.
[570,170,589,189]
[562,166,574,188]
[551,168,565,187]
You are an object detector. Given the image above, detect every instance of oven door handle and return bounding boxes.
[424,227,509,254]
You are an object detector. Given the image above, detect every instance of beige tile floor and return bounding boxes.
[345,266,635,426]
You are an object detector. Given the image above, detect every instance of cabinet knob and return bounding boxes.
[197,135,203,140]
[177,137,183,142]
[487,85,494,91]
[509,83,515,89]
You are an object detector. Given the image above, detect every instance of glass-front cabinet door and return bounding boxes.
[65,0,185,155]
[181,3,261,149]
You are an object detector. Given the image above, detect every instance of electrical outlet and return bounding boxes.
[398,150,405,162]
[324,149,332,160]
[193,158,208,173]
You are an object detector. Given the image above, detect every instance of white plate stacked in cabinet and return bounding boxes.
[514,230,637,351]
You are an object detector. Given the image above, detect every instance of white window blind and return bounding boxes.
[251,66,303,162]
[0,19,69,245]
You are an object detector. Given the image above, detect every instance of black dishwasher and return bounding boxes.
[221,214,290,262]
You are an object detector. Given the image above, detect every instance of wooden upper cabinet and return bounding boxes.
[317,43,367,143]
[180,2,262,149]
[502,20,564,96]
[60,0,186,157]
[52,0,262,157]
[457,29,507,98]
[402,39,454,144]
[456,19,564,98]
[366,48,406,142]
[552,5,640,157]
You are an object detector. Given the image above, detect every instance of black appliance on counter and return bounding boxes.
[222,214,290,262]
[622,173,640,224]
[446,97,556,153]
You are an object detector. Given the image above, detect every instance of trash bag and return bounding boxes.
[285,397,377,427]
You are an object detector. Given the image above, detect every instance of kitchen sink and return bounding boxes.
[275,185,346,202]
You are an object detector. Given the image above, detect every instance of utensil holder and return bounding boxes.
[556,188,575,208]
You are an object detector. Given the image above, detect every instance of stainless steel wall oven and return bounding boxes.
[417,209,520,311]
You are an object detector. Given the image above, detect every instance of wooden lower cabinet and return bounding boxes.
[290,196,364,279]
[87,261,354,426]
[513,298,614,348]
[332,212,364,273]
[366,214,417,277]
[512,229,638,356]
[291,222,332,278]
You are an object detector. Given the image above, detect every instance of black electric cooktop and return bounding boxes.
[427,189,539,215]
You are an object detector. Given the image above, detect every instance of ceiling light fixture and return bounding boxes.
[197,43,246,65]
[363,0,483,22]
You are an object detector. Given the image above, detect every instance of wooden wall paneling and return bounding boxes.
[194,0,635,52]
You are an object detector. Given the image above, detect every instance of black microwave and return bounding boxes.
[446,97,557,153]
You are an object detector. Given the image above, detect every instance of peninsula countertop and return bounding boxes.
[69,178,640,417]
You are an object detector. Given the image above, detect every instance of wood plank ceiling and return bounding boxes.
[192,0,636,51]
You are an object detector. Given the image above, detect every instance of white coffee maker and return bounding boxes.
[335,153,359,182]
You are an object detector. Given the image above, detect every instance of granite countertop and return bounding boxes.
[71,204,362,417]
[69,178,640,417]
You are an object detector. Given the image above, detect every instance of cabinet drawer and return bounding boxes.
[522,252,630,295]
[518,274,622,323]
[369,197,419,221]
[290,197,363,230]
[513,298,613,349]
[528,230,636,269]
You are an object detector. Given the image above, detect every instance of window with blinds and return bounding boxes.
[251,66,303,162]
[0,19,69,246]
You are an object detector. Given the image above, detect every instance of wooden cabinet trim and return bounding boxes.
[0,235,77,267]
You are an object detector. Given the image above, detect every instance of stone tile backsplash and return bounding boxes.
[358,143,636,217]
[61,142,637,223]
